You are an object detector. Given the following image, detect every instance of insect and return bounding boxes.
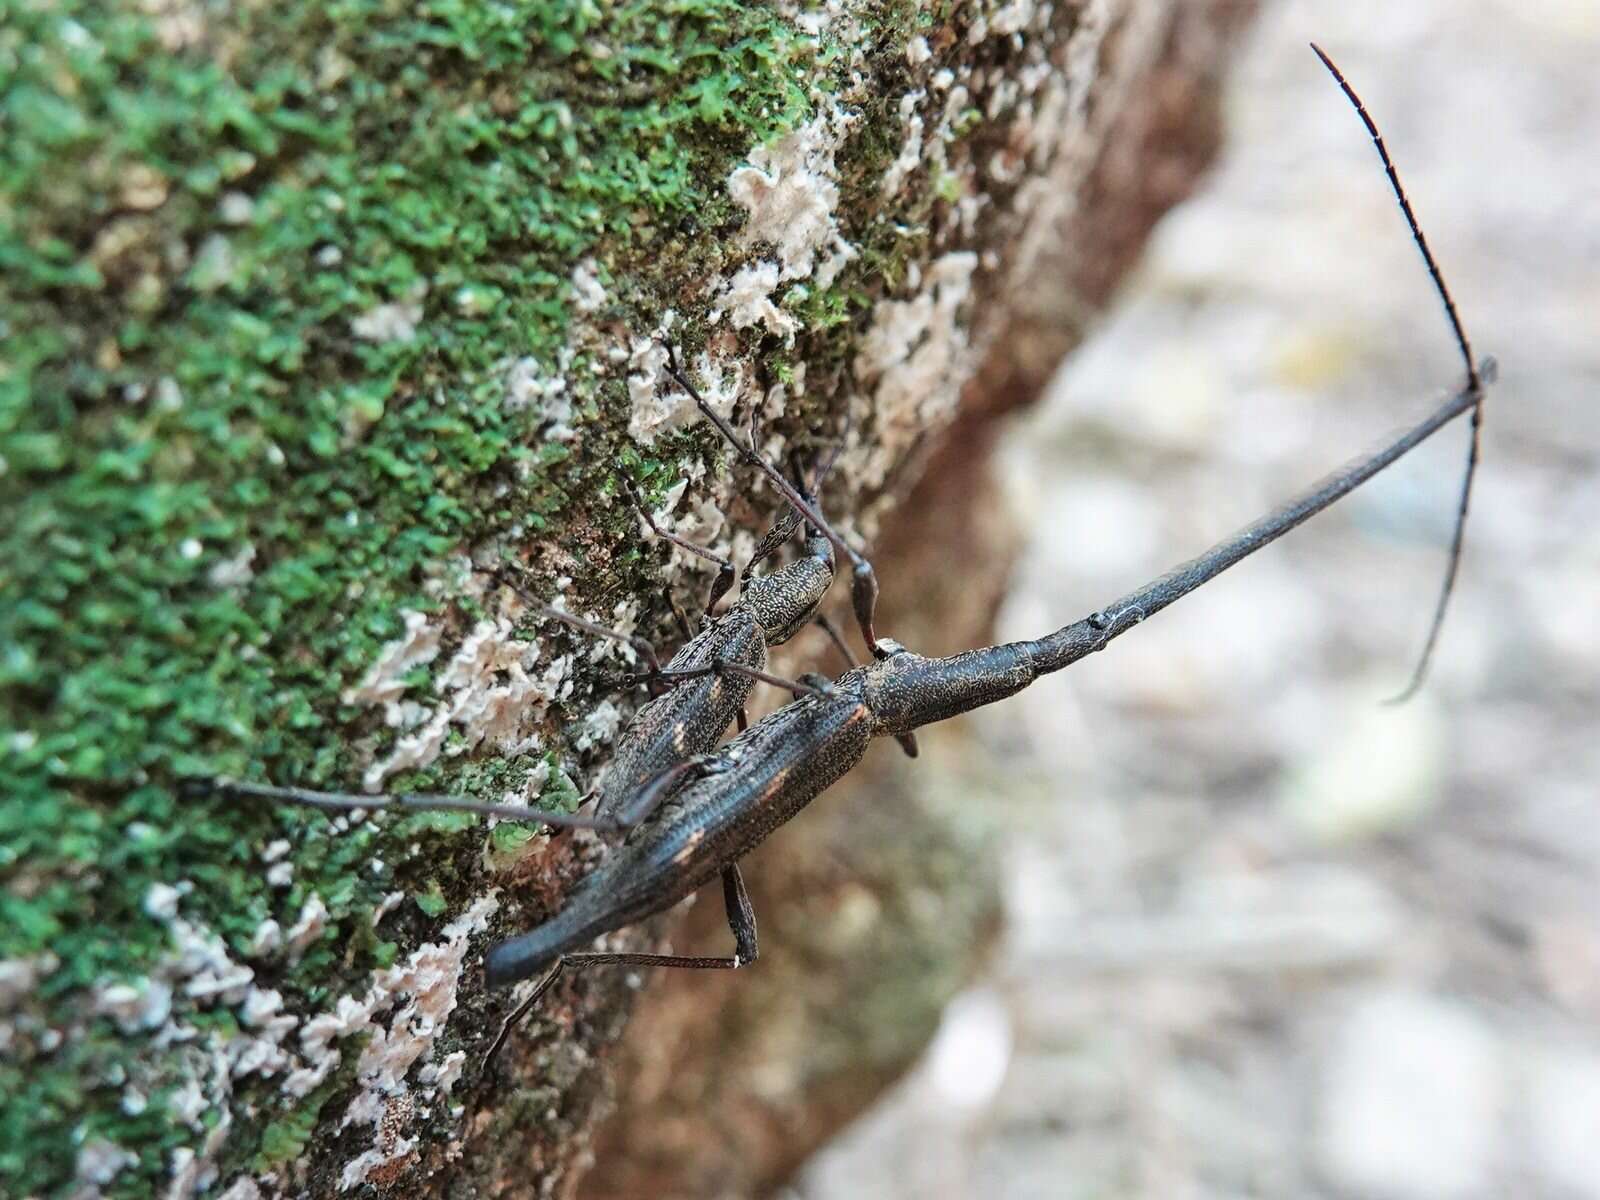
[199,428,911,836]
[200,46,1492,1057]
[491,447,873,833]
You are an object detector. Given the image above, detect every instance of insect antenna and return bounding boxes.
[1310,43,1490,702]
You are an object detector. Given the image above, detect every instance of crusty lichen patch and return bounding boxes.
[851,251,981,490]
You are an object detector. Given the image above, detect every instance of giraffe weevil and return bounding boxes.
[200,46,1493,1058]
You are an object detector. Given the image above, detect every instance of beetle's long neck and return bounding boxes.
[871,378,1483,736]
[1023,378,1482,677]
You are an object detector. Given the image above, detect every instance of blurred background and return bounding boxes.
[800,1,1600,1196]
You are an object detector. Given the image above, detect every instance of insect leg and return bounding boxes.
[624,658,835,699]
[487,566,671,682]
[665,591,695,643]
[747,438,850,575]
[619,474,737,619]
[812,611,856,671]
[659,344,890,661]
[196,750,741,836]
[485,864,756,1065]
[609,755,730,827]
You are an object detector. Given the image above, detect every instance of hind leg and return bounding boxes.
[485,863,757,1065]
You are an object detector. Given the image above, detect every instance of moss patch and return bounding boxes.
[0,0,984,1192]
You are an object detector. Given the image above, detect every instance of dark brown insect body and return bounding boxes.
[485,351,1489,987]
[590,523,834,821]
[487,678,873,984]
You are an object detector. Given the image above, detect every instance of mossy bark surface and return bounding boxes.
[2,2,1252,1196]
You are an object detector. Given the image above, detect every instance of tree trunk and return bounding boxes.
[1,3,1253,1197]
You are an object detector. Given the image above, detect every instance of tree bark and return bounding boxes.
[582,5,1258,1196]
[1,2,1253,1197]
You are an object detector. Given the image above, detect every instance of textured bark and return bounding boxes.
[582,4,1259,1198]
[1,2,1252,1197]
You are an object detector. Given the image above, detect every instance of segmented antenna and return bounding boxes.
[1309,43,1487,703]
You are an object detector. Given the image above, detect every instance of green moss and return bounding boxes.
[252,1079,342,1172]
[413,880,448,919]
[0,0,957,1192]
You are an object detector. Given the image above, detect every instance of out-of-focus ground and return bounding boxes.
[799,1,1600,1197]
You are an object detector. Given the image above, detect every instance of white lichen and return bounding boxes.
[354,606,576,789]
[711,260,798,339]
[881,90,927,197]
[76,889,325,1194]
[852,252,980,489]
[218,191,254,225]
[727,104,857,280]
[644,479,733,588]
[342,610,442,724]
[168,1077,208,1130]
[76,1138,138,1187]
[183,963,254,1002]
[350,296,424,343]
[418,1049,467,1094]
[284,894,329,963]
[628,342,746,447]
[569,258,607,313]
[989,0,1039,37]
[338,1137,417,1192]
[217,1178,262,1200]
[238,987,283,1029]
[372,890,406,925]
[576,699,624,751]
[434,619,545,743]
[502,350,577,441]
[206,543,256,589]
[625,337,675,445]
[95,977,174,1033]
[339,602,571,787]
[327,895,500,1190]
[249,928,284,966]
[706,99,860,342]
[169,917,243,985]
[0,955,54,1009]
